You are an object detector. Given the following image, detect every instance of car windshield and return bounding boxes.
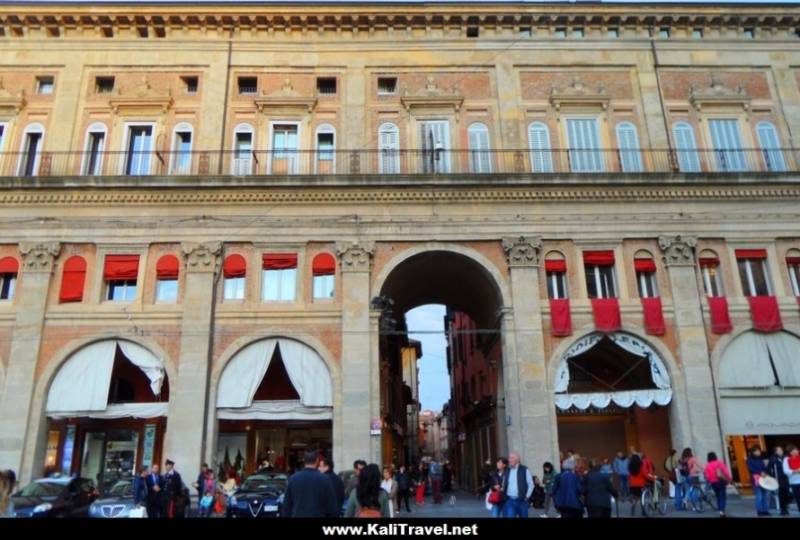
[241,476,287,492]
[15,481,67,498]
[106,480,133,498]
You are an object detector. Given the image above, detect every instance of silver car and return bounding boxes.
[88,479,140,518]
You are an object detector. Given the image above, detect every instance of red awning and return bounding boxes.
[583,250,615,266]
[707,296,733,334]
[549,298,572,337]
[262,253,298,270]
[634,258,656,273]
[747,295,783,333]
[312,253,336,276]
[0,257,18,274]
[591,298,621,332]
[103,255,139,280]
[59,256,86,303]
[545,260,567,273]
[735,249,768,259]
[699,257,720,267]
[223,254,247,278]
[156,255,180,279]
[641,297,665,336]
[786,257,800,265]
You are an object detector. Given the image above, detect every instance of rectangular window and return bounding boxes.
[37,76,54,94]
[172,131,192,174]
[313,274,335,299]
[466,26,479,38]
[155,279,178,303]
[223,277,245,300]
[263,268,297,302]
[743,28,755,39]
[572,28,585,39]
[418,120,450,174]
[585,265,617,299]
[0,124,5,152]
[737,256,772,297]
[124,125,153,175]
[788,260,800,296]
[106,280,137,302]
[567,118,604,172]
[554,28,566,38]
[316,77,337,96]
[19,132,42,176]
[271,124,299,174]
[238,76,257,95]
[692,28,704,39]
[0,273,16,300]
[83,132,105,175]
[607,28,619,38]
[709,119,748,172]
[546,271,568,300]
[637,271,659,298]
[658,28,670,39]
[182,76,198,94]
[377,77,397,95]
[95,76,115,94]
[701,263,724,297]
[519,27,532,38]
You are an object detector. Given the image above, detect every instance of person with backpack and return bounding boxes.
[679,447,702,510]
[344,464,392,518]
[704,452,732,518]
[395,465,412,513]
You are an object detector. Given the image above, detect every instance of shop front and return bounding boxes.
[44,339,169,493]
[716,330,800,492]
[215,338,333,478]
[554,332,673,470]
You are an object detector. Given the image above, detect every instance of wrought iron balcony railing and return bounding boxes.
[1,148,797,179]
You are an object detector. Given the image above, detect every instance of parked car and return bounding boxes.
[11,476,97,518]
[226,473,287,518]
[88,478,140,518]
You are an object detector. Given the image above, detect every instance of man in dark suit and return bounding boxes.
[282,449,338,517]
[162,459,185,518]
[145,463,164,518]
[318,456,346,515]
[584,460,618,518]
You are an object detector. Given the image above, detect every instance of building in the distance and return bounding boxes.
[0,2,799,496]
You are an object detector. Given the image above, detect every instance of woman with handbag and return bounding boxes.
[703,452,732,517]
[487,457,508,518]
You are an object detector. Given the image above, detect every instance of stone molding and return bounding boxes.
[336,241,375,272]
[181,241,222,273]
[19,241,61,273]
[502,235,542,267]
[658,234,698,267]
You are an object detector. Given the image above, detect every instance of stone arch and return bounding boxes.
[709,325,800,386]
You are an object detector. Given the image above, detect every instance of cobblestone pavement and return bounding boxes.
[394,491,800,519]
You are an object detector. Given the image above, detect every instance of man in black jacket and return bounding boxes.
[584,460,618,518]
[162,459,185,518]
[283,450,338,517]
[145,464,164,519]
[318,456,346,515]
[769,446,791,515]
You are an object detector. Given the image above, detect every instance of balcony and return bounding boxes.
[0,148,797,179]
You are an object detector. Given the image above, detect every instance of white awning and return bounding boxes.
[216,338,332,409]
[217,400,333,421]
[719,331,800,388]
[47,402,168,420]
[46,340,166,414]
[720,396,800,435]
[555,389,673,410]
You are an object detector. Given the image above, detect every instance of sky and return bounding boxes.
[405,304,450,413]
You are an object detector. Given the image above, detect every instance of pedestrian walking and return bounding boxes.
[503,452,533,518]
[783,444,800,512]
[627,454,653,517]
[612,450,629,500]
[539,462,556,518]
[487,457,508,518]
[679,447,703,510]
[413,462,427,506]
[704,452,732,518]
[429,459,443,504]
[193,463,209,509]
[443,462,453,493]
[146,463,164,518]
[747,446,772,516]
[282,449,339,518]
[768,446,790,515]
[318,457,346,516]
[344,464,392,518]
[345,460,367,499]
[396,465,412,513]
[584,459,617,518]
[553,460,584,519]
[381,466,398,516]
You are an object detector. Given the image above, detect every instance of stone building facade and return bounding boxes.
[0,2,799,492]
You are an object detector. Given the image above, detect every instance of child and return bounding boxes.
[199,489,214,517]
[530,476,546,509]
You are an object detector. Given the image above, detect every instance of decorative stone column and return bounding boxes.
[658,235,724,458]
[336,241,376,469]
[0,242,60,482]
[501,236,556,467]
[163,242,221,477]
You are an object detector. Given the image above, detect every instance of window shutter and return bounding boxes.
[223,254,247,278]
[672,122,700,172]
[616,122,643,172]
[156,255,180,279]
[528,122,553,172]
[262,253,298,270]
[468,124,491,173]
[312,253,336,276]
[0,257,19,274]
[60,256,87,303]
[103,255,139,280]
[709,119,747,172]
[756,122,786,172]
[567,119,604,172]
[379,124,399,174]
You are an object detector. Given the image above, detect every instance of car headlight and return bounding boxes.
[33,503,53,514]
[229,496,237,506]
[89,504,99,516]
[277,494,284,504]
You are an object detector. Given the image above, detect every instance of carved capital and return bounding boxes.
[19,242,61,273]
[336,241,375,272]
[502,236,542,268]
[181,241,222,273]
[658,235,698,267]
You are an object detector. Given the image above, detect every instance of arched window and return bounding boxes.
[155,255,180,303]
[633,250,658,298]
[698,249,724,297]
[81,122,107,176]
[787,248,800,297]
[756,121,786,172]
[467,122,492,173]
[59,255,87,303]
[616,122,643,172]
[378,122,400,174]
[315,124,336,173]
[312,253,336,300]
[17,122,45,176]
[170,122,194,175]
[223,254,247,300]
[544,251,568,300]
[0,257,19,300]
[672,122,700,172]
[232,123,254,175]
[528,121,553,173]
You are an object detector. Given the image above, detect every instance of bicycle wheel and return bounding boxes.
[641,489,653,517]
[705,489,718,511]
[691,488,705,512]
[657,496,669,515]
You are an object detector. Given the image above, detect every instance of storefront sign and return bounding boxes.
[721,396,800,435]
[142,424,156,468]
[61,425,76,475]
[370,418,382,436]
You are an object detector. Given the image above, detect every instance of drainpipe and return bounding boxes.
[650,37,675,169]
[218,30,234,174]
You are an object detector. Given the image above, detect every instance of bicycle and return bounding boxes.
[641,477,669,516]
[683,478,718,513]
